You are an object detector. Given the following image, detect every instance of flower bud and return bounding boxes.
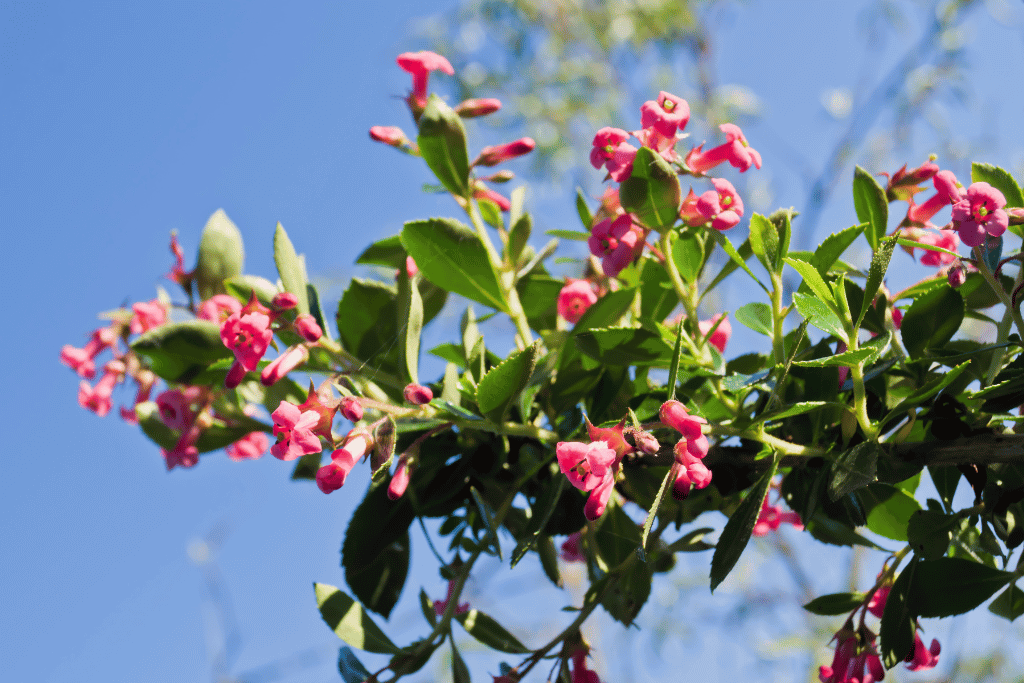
[387,459,411,500]
[947,263,966,289]
[294,314,323,342]
[634,430,660,455]
[369,125,410,147]
[474,137,536,167]
[261,345,309,386]
[225,359,246,389]
[404,383,433,405]
[454,97,502,118]
[272,292,299,310]
[340,396,364,422]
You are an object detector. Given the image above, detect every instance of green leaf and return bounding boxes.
[131,320,233,382]
[972,162,1024,209]
[907,509,958,560]
[478,196,503,230]
[748,213,781,273]
[900,284,964,359]
[516,273,561,331]
[853,166,888,250]
[451,639,471,683]
[545,229,589,241]
[508,213,532,265]
[601,558,652,625]
[734,301,773,337]
[802,592,867,616]
[274,222,310,315]
[338,647,374,683]
[989,583,1024,622]
[812,224,866,275]
[595,503,643,570]
[710,453,779,591]
[336,278,399,373]
[356,235,406,269]
[665,527,715,553]
[618,146,681,228]
[290,452,322,480]
[756,401,837,423]
[637,258,678,322]
[575,327,675,366]
[314,583,401,654]
[881,361,971,426]
[511,477,567,569]
[858,231,899,328]
[224,274,280,308]
[397,270,424,384]
[784,256,835,308]
[880,561,917,667]
[907,558,1012,618]
[476,341,540,423]
[575,187,593,229]
[793,292,848,342]
[640,467,674,557]
[666,317,685,401]
[829,441,881,500]
[401,218,506,312]
[455,610,530,654]
[792,347,876,367]
[195,209,245,300]
[861,484,920,541]
[346,531,409,619]
[672,232,704,283]
[572,288,635,333]
[417,94,470,197]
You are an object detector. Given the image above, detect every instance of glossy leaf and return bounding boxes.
[336,278,399,373]
[853,165,888,250]
[274,222,310,315]
[784,256,835,307]
[734,301,773,337]
[907,558,1012,618]
[224,274,279,308]
[195,209,245,300]
[829,441,881,500]
[575,327,675,366]
[704,232,768,295]
[672,232,703,283]
[989,583,1024,622]
[972,162,1023,209]
[811,223,865,275]
[131,320,233,382]
[314,583,401,654]
[356,235,406,268]
[456,610,530,654]
[858,231,898,328]
[802,592,867,616]
[572,288,635,333]
[901,285,964,359]
[477,340,540,423]
[575,187,593,229]
[793,292,848,342]
[861,484,920,541]
[397,270,424,384]
[545,229,588,241]
[508,214,532,265]
[401,218,506,312]
[710,453,779,591]
[417,94,470,197]
[793,347,876,368]
[748,212,781,273]
[618,146,681,228]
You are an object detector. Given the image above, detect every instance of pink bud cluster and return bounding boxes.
[659,400,712,498]
[556,418,635,521]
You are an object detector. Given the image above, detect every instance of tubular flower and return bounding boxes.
[557,279,599,324]
[683,178,745,231]
[77,360,124,417]
[369,125,411,148]
[156,389,196,430]
[672,448,713,498]
[585,417,634,459]
[632,125,680,163]
[885,157,940,203]
[906,633,940,672]
[685,123,762,174]
[270,401,323,461]
[130,299,167,334]
[588,214,643,277]
[340,396,364,422]
[166,232,192,287]
[396,51,454,108]
[226,432,269,461]
[197,294,242,323]
[570,649,601,683]
[819,630,885,683]
[866,585,890,618]
[221,311,273,372]
[387,458,411,500]
[951,181,1008,248]
[557,441,617,493]
[163,424,201,470]
[433,578,470,616]
[590,127,637,182]
[699,313,732,353]
[454,97,502,118]
[474,185,511,211]
[906,169,963,225]
[474,137,536,166]
[293,313,323,343]
[907,228,959,267]
[261,345,309,386]
[640,91,691,137]
[316,432,370,494]
[560,532,585,563]
[752,497,804,536]
[659,400,709,456]
[404,383,433,405]
[61,325,118,379]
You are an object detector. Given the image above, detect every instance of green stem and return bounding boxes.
[710,424,825,457]
[660,231,708,363]
[975,244,1024,344]
[983,259,1024,386]
[768,271,787,366]
[849,364,877,440]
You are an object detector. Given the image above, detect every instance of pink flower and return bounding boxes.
[948,262,966,288]
[433,578,470,616]
[220,311,273,372]
[61,326,118,379]
[640,91,691,137]
[590,127,637,182]
[396,51,454,108]
[585,417,634,459]
[819,630,884,683]
[404,256,419,279]
[584,474,615,520]
[685,123,762,174]
[316,432,369,493]
[120,369,156,423]
[866,585,889,618]
[387,458,411,500]
[659,400,709,455]
[369,125,411,147]
[261,345,309,386]
[672,448,712,498]
[951,181,1009,248]
[130,299,167,335]
[271,292,299,310]
[911,229,959,267]
[77,361,124,417]
[905,633,940,671]
[166,232,192,287]
[699,313,732,353]
[294,313,322,343]
[885,158,940,202]
[571,649,601,683]
[340,396,364,422]
[557,441,617,493]
[455,97,502,117]
[404,383,433,405]
[752,498,804,536]
[558,279,599,324]
[560,532,585,563]
[474,185,511,211]
[226,432,270,461]
[588,214,643,277]
[475,137,536,166]
[906,169,963,224]
[162,424,201,470]
[631,125,680,164]
[197,294,242,323]
[156,389,195,430]
[270,401,323,461]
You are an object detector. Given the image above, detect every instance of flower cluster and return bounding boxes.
[752,479,803,536]
[659,400,712,498]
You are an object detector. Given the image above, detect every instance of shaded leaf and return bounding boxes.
[417,95,470,197]
[901,285,964,359]
[131,320,233,382]
[710,453,779,591]
[618,146,681,228]
[907,558,1011,618]
[455,610,530,654]
[829,441,881,500]
[314,583,401,654]
[803,592,867,616]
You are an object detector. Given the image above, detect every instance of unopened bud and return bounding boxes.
[454,97,502,118]
[261,345,309,386]
[387,459,410,500]
[403,383,433,405]
[634,430,660,455]
[947,263,966,289]
[225,360,246,389]
[340,396,364,422]
[369,125,409,147]
[483,170,515,184]
[294,314,323,342]
[474,137,536,167]
[272,292,299,310]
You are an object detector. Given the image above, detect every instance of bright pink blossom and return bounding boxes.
[163,424,201,470]
[340,396,364,422]
[912,229,959,267]
[387,458,411,500]
[560,532,585,563]
[455,97,502,118]
[699,313,732,353]
[77,361,124,417]
[631,125,680,164]
[948,263,966,288]
[271,292,299,310]
[475,137,536,166]
[558,279,599,324]
[588,214,643,277]
[571,649,601,683]
[590,127,637,182]
[685,123,762,174]
[197,294,242,322]
[885,158,940,202]
[130,299,167,335]
[61,326,118,379]
[226,432,269,461]
[951,181,1008,247]
[906,169,963,224]
[270,401,323,461]
[261,345,309,386]
[404,256,419,279]
[433,578,469,616]
[659,400,709,455]
[294,313,322,343]
[752,497,804,536]
[672,448,712,498]
[474,185,511,211]
[640,91,690,137]
[120,369,156,423]
[866,585,889,618]
[156,389,195,430]
[906,633,940,671]
[557,441,617,493]
[316,433,369,493]
[166,232,192,287]
[686,178,745,232]
[396,51,454,108]
[819,630,884,683]
[220,311,273,372]
[404,383,433,405]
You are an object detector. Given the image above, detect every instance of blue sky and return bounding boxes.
[4,1,1024,682]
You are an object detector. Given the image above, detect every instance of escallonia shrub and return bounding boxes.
[61,49,1024,681]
